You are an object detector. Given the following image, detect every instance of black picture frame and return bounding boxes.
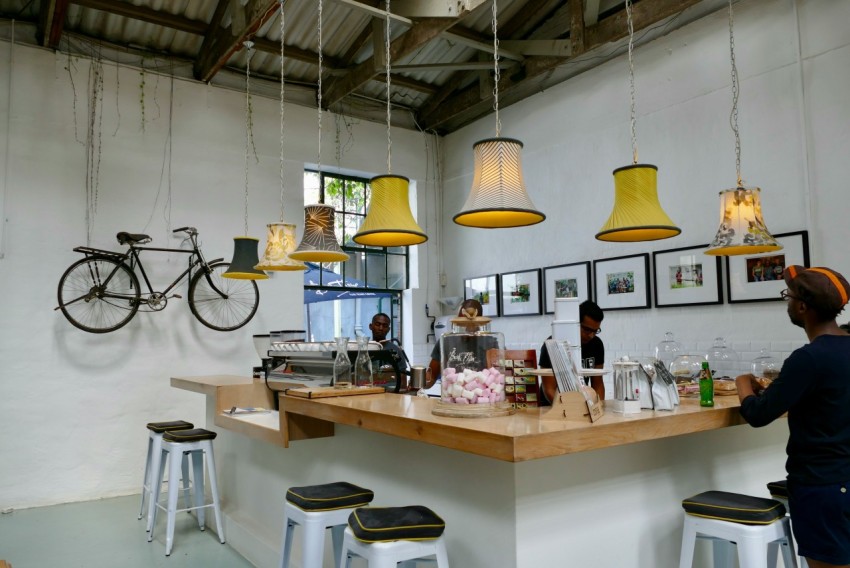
[652,244,723,308]
[543,261,592,314]
[725,230,810,303]
[463,274,500,317]
[499,269,543,317]
[592,253,651,311]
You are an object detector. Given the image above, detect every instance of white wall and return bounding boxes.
[437,0,850,375]
[0,42,437,510]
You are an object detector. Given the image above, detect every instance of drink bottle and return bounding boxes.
[699,361,714,407]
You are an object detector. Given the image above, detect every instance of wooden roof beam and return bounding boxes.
[37,0,68,48]
[71,0,208,35]
[193,0,279,83]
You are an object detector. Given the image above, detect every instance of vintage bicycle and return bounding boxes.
[56,227,260,333]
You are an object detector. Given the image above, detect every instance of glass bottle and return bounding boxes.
[699,361,714,407]
[705,337,741,380]
[432,314,512,418]
[654,332,682,370]
[354,334,374,388]
[333,336,352,389]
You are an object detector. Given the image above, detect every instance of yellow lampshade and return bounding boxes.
[353,175,427,247]
[595,164,680,242]
[705,187,782,256]
[454,137,545,229]
[254,223,307,271]
[223,236,269,280]
[288,204,350,263]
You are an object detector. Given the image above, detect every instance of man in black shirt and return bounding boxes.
[538,300,605,403]
[736,265,850,568]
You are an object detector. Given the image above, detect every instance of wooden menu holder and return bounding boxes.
[541,389,604,423]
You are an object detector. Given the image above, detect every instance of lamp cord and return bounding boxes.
[492,0,501,137]
[728,0,743,187]
[279,0,286,222]
[317,0,323,175]
[386,0,392,174]
[626,0,638,164]
[243,40,254,236]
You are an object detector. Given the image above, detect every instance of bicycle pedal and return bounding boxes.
[170,294,182,299]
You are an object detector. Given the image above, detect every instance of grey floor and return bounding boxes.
[0,494,255,567]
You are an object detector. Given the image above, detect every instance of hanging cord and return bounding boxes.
[317,0,323,175]
[492,0,501,137]
[279,0,286,222]
[385,0,392,173]
[243,40,254,236]
[728,0,743,187]
[626,0,638,164]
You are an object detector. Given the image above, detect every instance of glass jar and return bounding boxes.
[332,336,352,388]
[751,348,780,381]
[654,332,682,370]
[705,337,741,380]
[432,316,513,418]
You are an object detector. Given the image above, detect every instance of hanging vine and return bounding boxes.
[139,60,146,132]
[85,51,105,246]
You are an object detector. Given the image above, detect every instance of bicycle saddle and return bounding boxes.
[116,231,152,245]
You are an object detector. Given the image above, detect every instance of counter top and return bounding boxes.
[173,375,752,462]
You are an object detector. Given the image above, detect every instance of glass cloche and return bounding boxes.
[751,348,780,381]
[432,312,514,418]
[670,354,705,384]
[705,337,741,380]
[654,332,682,370]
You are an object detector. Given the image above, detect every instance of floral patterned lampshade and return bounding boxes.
[254,223,306,271]
[705,187,782,256]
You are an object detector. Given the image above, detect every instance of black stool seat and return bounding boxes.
[682,491,786,525]
[162,428,217,443]
[286,482,374,512]
[767,479,788,499]
[348,505,445,543]
[146,420,194,433]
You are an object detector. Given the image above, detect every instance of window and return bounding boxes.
[303,170,408,342]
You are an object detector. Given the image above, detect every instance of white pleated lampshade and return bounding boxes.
[453,137,545,229]
[353,175,427,247]
[705,187,782,256]
[596,164,680,242]
[255,223,306,271]
[289,204,349,263]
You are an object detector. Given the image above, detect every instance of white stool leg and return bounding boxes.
[181,451,192,512]
[330,523,345,568]
[279,512,296,568]
[434,537,449,567]
[712,538,735,567]
[679,516,697,568]
[203,440,225,544]
[145,433,164,532]
[139,433,154,520]
[191,450,205,530]
[165,446,182,556]
[148,447,168,543]
[300,514,327,568]
[736,533,769,568]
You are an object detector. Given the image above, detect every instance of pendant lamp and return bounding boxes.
[289,204,349,262]
[290,0,349,263]
[224,41,268,281]
[354,1,427,246]
[453,0,544,229]
[596,0,679,242]
[705,1,780,256]
[255,4,306,272]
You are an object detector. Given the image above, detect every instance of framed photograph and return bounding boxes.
[463,274,500,317]
[592,253,651,311]
[500,269,542,317]
[652,245,723,308]
[543,261,592,314]
[726,230,810,303]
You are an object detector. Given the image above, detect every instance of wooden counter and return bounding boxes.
[173,375,748,462]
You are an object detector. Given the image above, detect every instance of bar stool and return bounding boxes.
[148,428,224,556]
[766,480,809,568]
[139,420,194,532]
[340,505,449,568]
[280,482,375,568]
[678,490,797,568]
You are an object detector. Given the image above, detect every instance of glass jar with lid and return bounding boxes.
[705,337,741,380]
[670,354,705,384]
[751,348,780,382]
[654,332,682,370]
[432,313,513,418]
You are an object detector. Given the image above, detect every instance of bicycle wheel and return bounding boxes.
[58,256,140,333]
[188,261,260,331]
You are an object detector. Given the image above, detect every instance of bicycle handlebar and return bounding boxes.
[173,227,198,236]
